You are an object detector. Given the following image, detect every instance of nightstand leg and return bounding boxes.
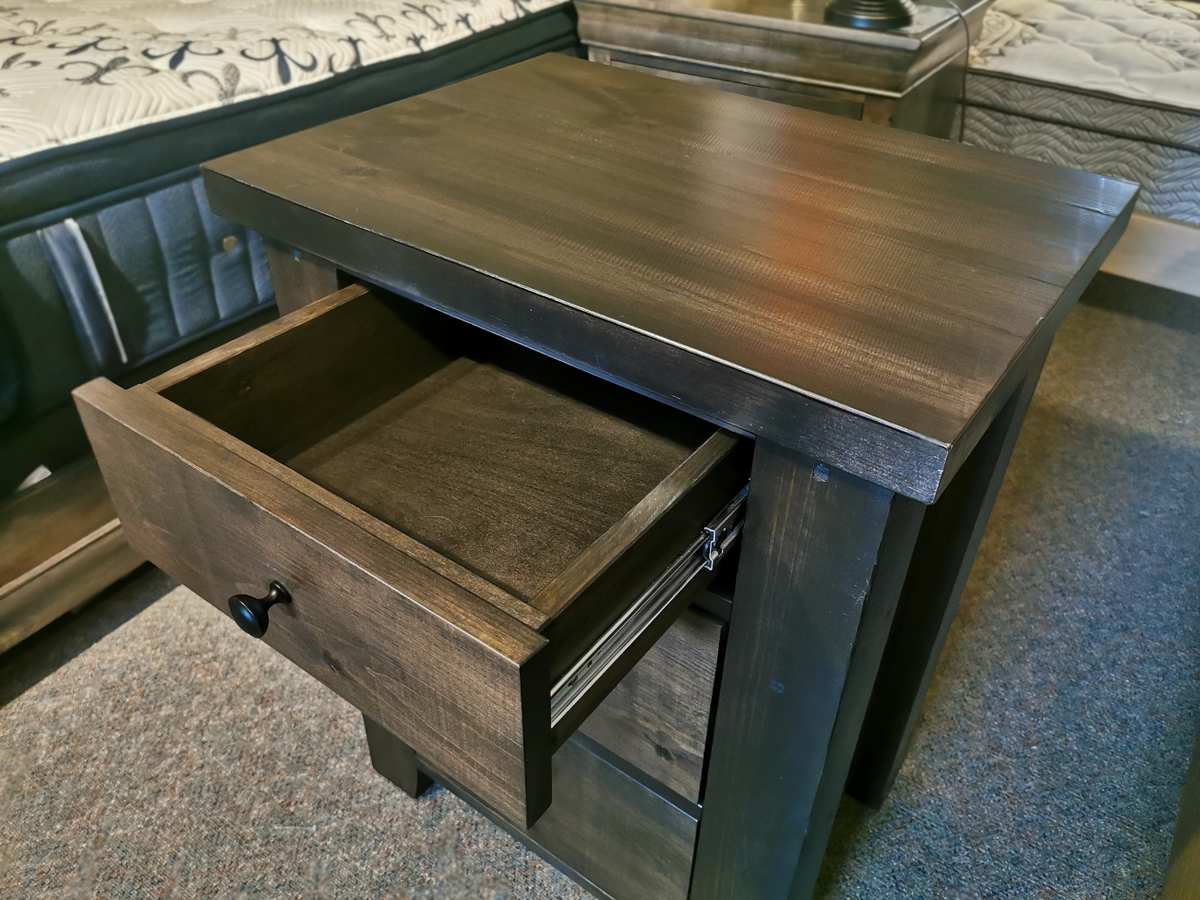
[363,714,434,799]
[847,349,1049,807]
[263,238,342,316]
[690,440,925,900]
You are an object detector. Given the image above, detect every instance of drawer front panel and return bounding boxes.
[581,607,722,803]
[75,378,553,827]
[596,51,867,122]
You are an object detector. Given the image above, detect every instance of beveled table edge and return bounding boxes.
[574,0,959,44]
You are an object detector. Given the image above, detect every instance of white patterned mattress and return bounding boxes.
[963,0,1200,224]
[0,0,564,165]
[0,0,574,445]
[0,0,573,233]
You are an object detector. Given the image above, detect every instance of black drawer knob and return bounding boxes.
[228,582,291,638]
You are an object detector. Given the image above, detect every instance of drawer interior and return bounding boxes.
[155,286,747,681]
[284,356,702,605]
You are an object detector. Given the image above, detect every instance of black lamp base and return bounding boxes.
[824,0,917,29]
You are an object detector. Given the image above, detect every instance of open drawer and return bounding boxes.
[74,284,749,827]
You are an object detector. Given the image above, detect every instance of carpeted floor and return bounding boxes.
[1,274,1197,899]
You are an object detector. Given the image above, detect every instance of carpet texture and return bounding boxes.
[1,273,1197,899]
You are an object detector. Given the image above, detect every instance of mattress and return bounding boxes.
[0,0,576,234]
[962,0,1200,224]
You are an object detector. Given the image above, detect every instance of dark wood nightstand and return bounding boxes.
[578,0,993,137]
[76,55,1137,900]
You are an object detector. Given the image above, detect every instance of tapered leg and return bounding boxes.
[690,440,925,900]
[363,714,434,799]
[847,352,1048,807]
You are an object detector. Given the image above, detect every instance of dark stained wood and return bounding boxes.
[149,284,460,461]
[591,48,869,121]
[580,0,986,143]
[416,732,699,900]
[149,286,546,627]
[535,430,746,686]
[847,338,1049,806]
[154,282,748,685]
[0,521,143,654]
[284,360,746,686]
[525,736,699,900]
[577,0,966,94]
[579,607,723,804]
[590,43,966,140]
[535,432,740,617]
[74,378,554,828]
[287,358,693,606]
[363,713,434,799]
[364,606,715,897]
[203,53,1138,502]
[263,238,339,316]
[691,439,925,900]
[0,456,144,653]
[0,455,119,588]
[74,282,749,827]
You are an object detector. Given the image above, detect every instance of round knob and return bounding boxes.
[228,582,291,638]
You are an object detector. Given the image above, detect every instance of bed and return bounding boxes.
[0,0,575,648]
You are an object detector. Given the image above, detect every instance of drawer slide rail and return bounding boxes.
[550,484,749,728]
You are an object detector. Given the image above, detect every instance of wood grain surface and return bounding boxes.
[0,456,118,588]
[149,285,546,627]
[577,0,964,95]
[590,48,870,119]
[263,239,339,316]
[287,357,694,605]
[153,281,745,681]
[0,457,146,652]
[579,607,723,803]
[691,440,924,900]
[363,714,435,799]
[204,53,1137,502]
[421,731,700,900]
[848,338,1049,806]
[74,378,554,827]
[73,283,748,826]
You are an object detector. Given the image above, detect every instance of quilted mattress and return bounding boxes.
[0,0,574,232]
[0,0,576,465]
[962,0,1200,224]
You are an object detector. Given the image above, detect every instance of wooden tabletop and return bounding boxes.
[203,53,1137,502]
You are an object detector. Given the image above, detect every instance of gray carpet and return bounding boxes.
[1,274,1197,899]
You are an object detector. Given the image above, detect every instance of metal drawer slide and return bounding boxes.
[550,484,749,728]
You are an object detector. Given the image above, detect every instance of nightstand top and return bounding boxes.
[204,53,1137,501]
